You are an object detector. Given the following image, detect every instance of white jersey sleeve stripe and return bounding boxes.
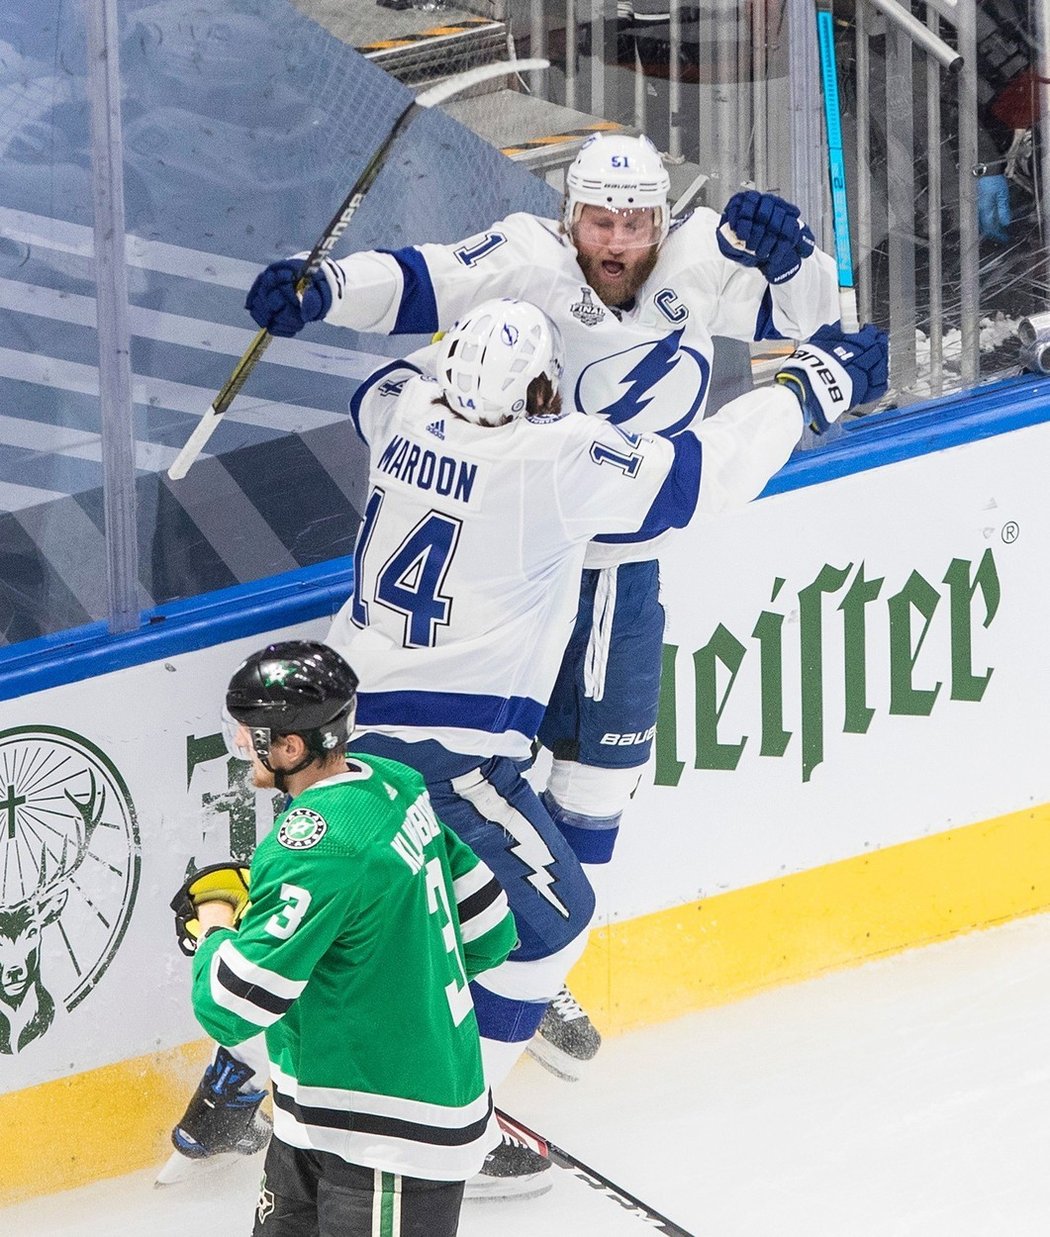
[207,939,307,1029]
[452,862,495,903]
[458,885,512,945]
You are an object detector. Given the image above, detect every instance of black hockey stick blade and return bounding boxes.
[166,57,549,481]
[495,1109,696,1236]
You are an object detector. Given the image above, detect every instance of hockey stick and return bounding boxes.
[495,1109,695,1236]
[670,169,709,218]
[815,0,860,331]
[166,57,549,481]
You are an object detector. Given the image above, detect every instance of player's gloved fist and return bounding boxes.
[717,190,815,284]
[977,174,1011,243]
[245,259,332,337]
[775,323,889,433]
[170,862,251,957]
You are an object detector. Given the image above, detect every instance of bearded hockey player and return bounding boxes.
[245,132,843,1083]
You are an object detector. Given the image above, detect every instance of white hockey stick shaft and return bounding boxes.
[167,58,549,481]
[495,1109,695,1236]
[670,169,709,218]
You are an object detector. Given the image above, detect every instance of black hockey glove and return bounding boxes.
[245,258,332,337]
[171,862,251,957]
[774,323,889,433]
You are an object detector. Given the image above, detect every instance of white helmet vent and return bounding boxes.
[436,299,563,426]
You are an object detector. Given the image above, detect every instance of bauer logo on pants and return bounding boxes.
[0,726,140,1054]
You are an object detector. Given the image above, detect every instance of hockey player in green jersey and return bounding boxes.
[172,639,516,1237]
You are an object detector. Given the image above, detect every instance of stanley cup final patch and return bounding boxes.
[277,808,328,850]
[570,286,605,326]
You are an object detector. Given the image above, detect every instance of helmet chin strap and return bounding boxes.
[263,747,318,793]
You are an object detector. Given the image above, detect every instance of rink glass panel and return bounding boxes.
[3,0,1048,644]
[0,0,557,646]
[521,0,1049,390]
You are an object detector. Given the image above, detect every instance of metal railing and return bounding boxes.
[853,0,978,394]
[511,0,1050,402]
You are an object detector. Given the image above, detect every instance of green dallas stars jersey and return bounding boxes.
[191,754,516,1181]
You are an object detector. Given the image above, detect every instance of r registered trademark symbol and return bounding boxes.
[1002,521,1019,544]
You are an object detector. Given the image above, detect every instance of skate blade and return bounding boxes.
[524,1037,585,1082]
[154,1148,254,1187]
[463,1174,554,1203]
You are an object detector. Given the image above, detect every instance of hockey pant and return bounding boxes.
[432,756,596,1087]
[538,559,665,865]
[254,1136,464,1237]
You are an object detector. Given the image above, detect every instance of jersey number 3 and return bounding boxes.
[425,858,473,1027]
[352,488,462,647]
[265,884,312,940]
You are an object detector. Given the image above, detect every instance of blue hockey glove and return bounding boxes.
[170,862,251,956]
[245,259,332,337]
[977,174,1011,243]
[717,190,815,284]
[774,323,888,433]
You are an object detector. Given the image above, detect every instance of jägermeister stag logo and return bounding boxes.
[0,726,139,1053]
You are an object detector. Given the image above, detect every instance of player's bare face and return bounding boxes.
[572,205,661,306]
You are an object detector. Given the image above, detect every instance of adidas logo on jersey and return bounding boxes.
[426,419,446,440]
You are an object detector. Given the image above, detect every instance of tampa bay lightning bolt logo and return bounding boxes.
[573,329,710,436]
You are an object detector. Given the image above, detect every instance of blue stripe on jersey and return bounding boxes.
[592,431,701,545]
[348,359,422,444]
[356,689,546,741]
[378,247,440,335]
[754,287,788,342]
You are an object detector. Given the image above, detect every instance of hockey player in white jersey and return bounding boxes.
[330,298,884,1191]
[245,132,843,1075]
[171,297,887,1196]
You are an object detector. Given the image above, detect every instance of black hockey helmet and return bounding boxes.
[225,640,359,770]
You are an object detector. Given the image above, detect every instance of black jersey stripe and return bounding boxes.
[457,876,504,924]
[272,1086,493,1147]
[216,957,294,1017]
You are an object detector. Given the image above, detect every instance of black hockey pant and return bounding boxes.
[252,1137,464,1237]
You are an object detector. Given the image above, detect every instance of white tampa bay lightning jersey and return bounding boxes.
[320,208,839,566]
[325,362,704,762]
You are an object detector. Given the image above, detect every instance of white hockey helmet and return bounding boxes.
[563,132,671,248]
[435,298,564,426]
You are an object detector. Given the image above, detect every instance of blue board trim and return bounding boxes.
[761,373,1050,497]
[0,558,354,703]
[3,374,1048,700]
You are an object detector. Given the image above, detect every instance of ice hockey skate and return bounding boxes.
[155,1047,271,1186]
[464,1126,553,1201]
[526,987,602,1081]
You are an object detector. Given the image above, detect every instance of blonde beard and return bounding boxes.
[576,244,660,307]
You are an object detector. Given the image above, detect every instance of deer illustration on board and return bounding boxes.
[0,770,106,1053]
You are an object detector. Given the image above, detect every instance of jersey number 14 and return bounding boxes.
[351,487,463,647]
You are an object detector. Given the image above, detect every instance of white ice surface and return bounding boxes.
[6,912,1050,1237]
